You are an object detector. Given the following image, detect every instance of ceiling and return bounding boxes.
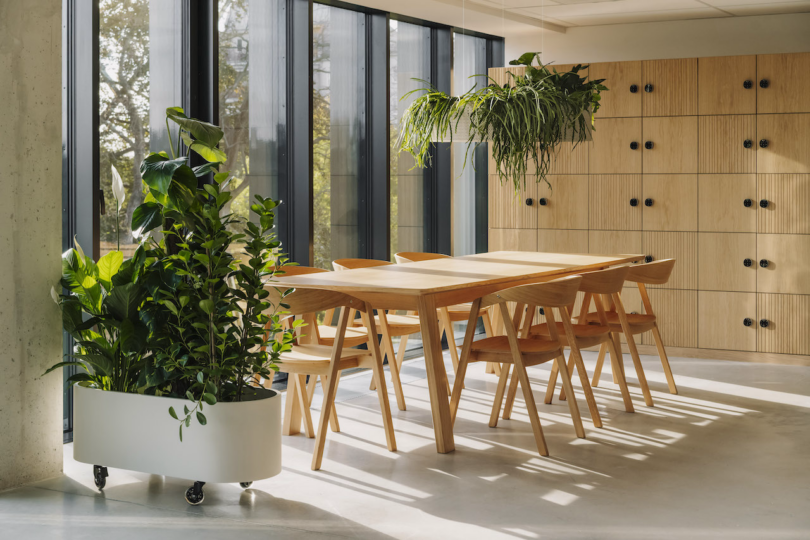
[469,0,810,28]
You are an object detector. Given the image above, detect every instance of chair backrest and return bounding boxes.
[332,258,393,271]
[394,252,450,264]
[578,266,631,294]
[625,258,676,285]
[480,275,582,310]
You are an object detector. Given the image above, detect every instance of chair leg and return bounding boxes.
[544,356,560,405]
[568,343,603,429]
[380,313,407,411]
[605,335,635,413]
[321,374,341,432]
[512,357,549,456]
[592,341,607,387]
[489,363,512,428]
[558,353,575,401]
[282,372,302,436]
[439,307,462,389]
[482,311,499,375]
[554,354,585,439]
[296,374,315,439]
[450,300,483,426]
[361,306,397,453]
[652,325,678,394]
[502,364,521,419]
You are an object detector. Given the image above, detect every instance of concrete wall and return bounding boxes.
[0,0,64,490]
[506,13,810,65]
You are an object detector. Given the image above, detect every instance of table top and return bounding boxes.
[268,251,643,296]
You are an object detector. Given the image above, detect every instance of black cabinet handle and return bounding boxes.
[759,139,769,148]
[644,83,653,93]
[630,141,639,150]
[760,259,769,268]
[644,198,654,207]
[743,318,753,327]
[645,255,654,263]
[743,258,753,267]
[645,141,654,150]
[759,319,769,328]
[539,307,545,315]
[525,198,533,206]
[538,197,547,206]
[743,139,753,149]
[630,84,638,93]
[760,199,769,208]
[630,198,639,207]
[744,199,753,207]
[743,80,753,89]
[759,79,769,89]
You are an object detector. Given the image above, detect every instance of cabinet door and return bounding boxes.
[589,118,642,174]
[698,233,756,292]
[757,294,810,355]
[757,234,810,295]
[643,231,698,289]
[488,175,536,229]
[641,289,697,348]
[698,292,756,351]
[757,53,810,114]
[589,61,642,118]
[642,174,697,232]
[589,230,642,255]
[756,114,810,174]
[757,174,810,234]
[488,229,537,252]
[537,230,589,254]
[537,176,589,230]
[589,175,642,231]
[698,55,756,115]
[549,141,589,175]
[642,117,698,174]
[698,174,756,233]
[642,58,698,117]
[698,115,757,174]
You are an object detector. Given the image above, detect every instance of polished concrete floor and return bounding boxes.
[2,350,809,539]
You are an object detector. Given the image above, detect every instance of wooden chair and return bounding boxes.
[449,275,587,456]
[265,285,396,470]
[394,251,498,378]
[332,258,422,411]
[589,259,678,397]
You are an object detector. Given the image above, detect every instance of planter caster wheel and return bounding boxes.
[240,482,253,489]
[185,481,205,506]
[93,465,108,491]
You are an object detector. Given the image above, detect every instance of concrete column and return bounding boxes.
[0,0,64,490]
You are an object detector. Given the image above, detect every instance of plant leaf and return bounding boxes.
[131,202,163,238]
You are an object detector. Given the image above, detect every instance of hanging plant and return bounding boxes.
[397,52,608,191]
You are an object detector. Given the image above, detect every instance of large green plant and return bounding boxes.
[398,52,607,191]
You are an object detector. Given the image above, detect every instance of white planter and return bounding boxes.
[73,385,281,488]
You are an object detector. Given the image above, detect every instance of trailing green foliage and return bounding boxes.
[398,52,607,191]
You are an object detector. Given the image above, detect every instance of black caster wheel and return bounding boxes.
[93,465,108,490]
[240,482,253,489]
[185,481,205,506]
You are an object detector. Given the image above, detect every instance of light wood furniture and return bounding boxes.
[489,52,810,363]
[270,251,643,453]
[449,276,587,456]
[265,286,396,470]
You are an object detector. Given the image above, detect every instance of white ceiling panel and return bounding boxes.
[717,1,810,16]
[702,0,809,6]
[516,0,720,18]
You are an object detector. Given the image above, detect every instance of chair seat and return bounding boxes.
[278,344,368,375]
[580,311,656,333]
[470,336,560,362]
[354,313,421,335]
[530,322,611,339]
[318,324,369,348]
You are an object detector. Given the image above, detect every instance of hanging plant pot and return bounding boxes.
[73,385,282,505]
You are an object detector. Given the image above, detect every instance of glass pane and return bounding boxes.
[390,20,431,260]
[452,33,487,256]
[313,4,366,269]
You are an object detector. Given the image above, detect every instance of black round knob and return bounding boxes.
[743,318,753,327]
[760,199,769,208]
[759,259,769,268]
[743,80,753,89]
[759,319,769,328]
[645,255,654,263]
[744,198,753,207]
[759,79,769,89]
[644,198,654,207]
[645,141,654,150]
[743,258,753,267]
[539,307,545,315]
[630,84,638,93]
[630,198,639,207]
[538,197,547,206]
[759,139,769,148]
[525,198,533,206]
[743,139,753,149]
[644,84,653,93]
[630,141,639,150]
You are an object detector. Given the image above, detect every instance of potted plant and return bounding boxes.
[397,52,608,191]
[47,108,297,505]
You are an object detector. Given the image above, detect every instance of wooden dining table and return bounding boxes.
[270,251,643,454]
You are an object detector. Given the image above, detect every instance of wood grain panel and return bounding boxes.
[642,116,698,174]
[641,289,697,348]
[757,52,810,114]
[698,233,757,292]
[589,60,642,118]
[757,174,810,234]
[698,291,756,351]
[757,294,810,355]
[589,118,642,174]
[642,58,698,117]
[488,229,537,252]
[488,175,536,229]
[642,174,698,232]
[698,55,756,115]
[537,175,589,229]
[589,175,642,230]
[589,230,642,255]
[698,115,757,174]
[488,66,524,87]
[549,141,589,175]
[643,232,698,289]
[698,174,756,233]
[757,234,810,295]
[537,230,589,254]
[757,114,810,174]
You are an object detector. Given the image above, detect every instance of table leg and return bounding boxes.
[416,294,455,454]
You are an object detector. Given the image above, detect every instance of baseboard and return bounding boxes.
[583,343,810,367]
